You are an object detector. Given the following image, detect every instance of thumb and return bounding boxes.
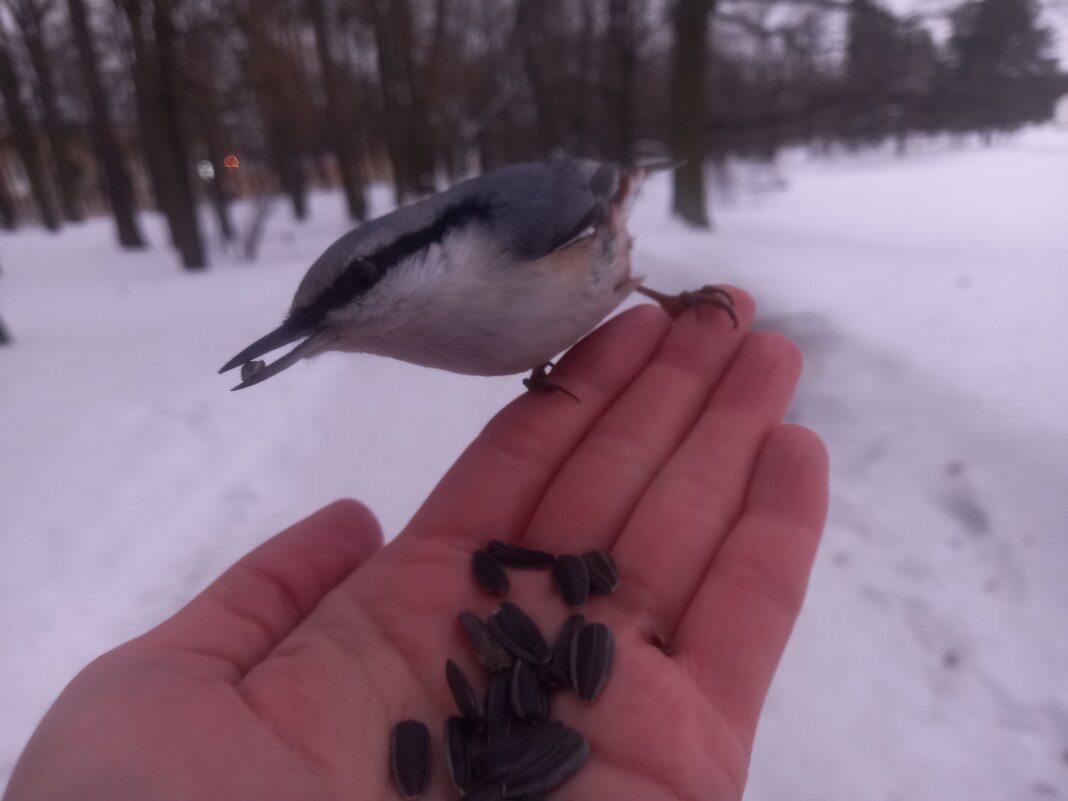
[138,499,382,679]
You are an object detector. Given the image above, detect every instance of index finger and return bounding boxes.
[403,305,671,544]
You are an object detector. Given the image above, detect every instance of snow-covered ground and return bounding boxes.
[2,128,1067,799]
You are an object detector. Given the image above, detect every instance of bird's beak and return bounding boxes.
[219,325,325,390]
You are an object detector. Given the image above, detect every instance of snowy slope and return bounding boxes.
[2,128,1067,798]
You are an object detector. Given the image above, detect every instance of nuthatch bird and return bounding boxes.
[219,159,734,393]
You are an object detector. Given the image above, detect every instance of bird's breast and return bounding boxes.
[329,222,635,376]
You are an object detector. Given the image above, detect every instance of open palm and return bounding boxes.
[5,291,828,801]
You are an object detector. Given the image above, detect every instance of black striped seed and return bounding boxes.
[446,659,485,723]
[487,540,556,569]
[571,622,615,702]
[390,719,430,798]
[502,726,589,797]
[459,784,505,801]
[473,722,564,781]
[551,555,590,607]
[443,716,473,792]
[488,602,551,666]
[459,612,515,674]
[510,659,550,723]
[540,613,585,689]
[583,550,620,595]
[485,672,514,746]
[472,549,510,595]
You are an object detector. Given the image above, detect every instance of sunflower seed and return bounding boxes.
[583,550,620,595]
[390,719,430,798]
[444,716,473,792]
[473,722,564,780]
[240,360,266,382]
[551,554,590,607]
[485,672,514,746]
[472,549,510,595]
[510,659,550,723]
[502,726,589,797]
[459,784,505,801]
[446,659,485,723]
[488,602,551,666]
[540,613,585,689]
[460,612,515,674]
[571,622,615,702]
[487,540,556,569]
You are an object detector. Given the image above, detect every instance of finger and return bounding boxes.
[138,499,383,679]
[677,424,828,747]
[405,305,671,541]
[612,332,803,637]
[522,288,755,553]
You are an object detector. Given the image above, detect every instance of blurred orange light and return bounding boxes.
[223,155,240,169]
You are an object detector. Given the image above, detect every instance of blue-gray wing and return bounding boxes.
[469,159,621,260]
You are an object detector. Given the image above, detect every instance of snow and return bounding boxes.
[2,128,1067,798]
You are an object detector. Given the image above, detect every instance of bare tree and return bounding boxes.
[237,0,311,221]
[65,0,145,247]
[0,29,61,230]
[366,0,435,201]
[0,162,18,229]
[6,0,85,221]
[308,0,366,221]
[671,0,717,227]
[116,0,207,268]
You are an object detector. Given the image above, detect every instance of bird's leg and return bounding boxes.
[635,285,738,328]
[523,362,580,402]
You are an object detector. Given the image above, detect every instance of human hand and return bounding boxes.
[4,291,828,801]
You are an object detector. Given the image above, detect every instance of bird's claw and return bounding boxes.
[636,284,738,328]
[523,363,580,402]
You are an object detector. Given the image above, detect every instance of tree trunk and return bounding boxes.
[0,35,61,232]
[198,110,236,244]
[117,0,207,269]
[670,0,716,228]
[66,0,146,248]
[121,0,177,238]
[309,0,366,221]
[366,0,434,202]
[0,313,11,345]
[12,0,85,222]
[0,168,17,229]
[268,119,308,221]
[152,0,207,268]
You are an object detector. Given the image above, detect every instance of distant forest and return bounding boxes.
[0,0,1065,269]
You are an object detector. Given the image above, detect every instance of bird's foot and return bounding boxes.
[636,284,738,328]
[523,362,580,402]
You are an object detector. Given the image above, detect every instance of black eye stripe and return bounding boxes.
[288,197,494,330]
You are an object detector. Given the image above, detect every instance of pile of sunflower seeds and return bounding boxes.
[389,541,620,799]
